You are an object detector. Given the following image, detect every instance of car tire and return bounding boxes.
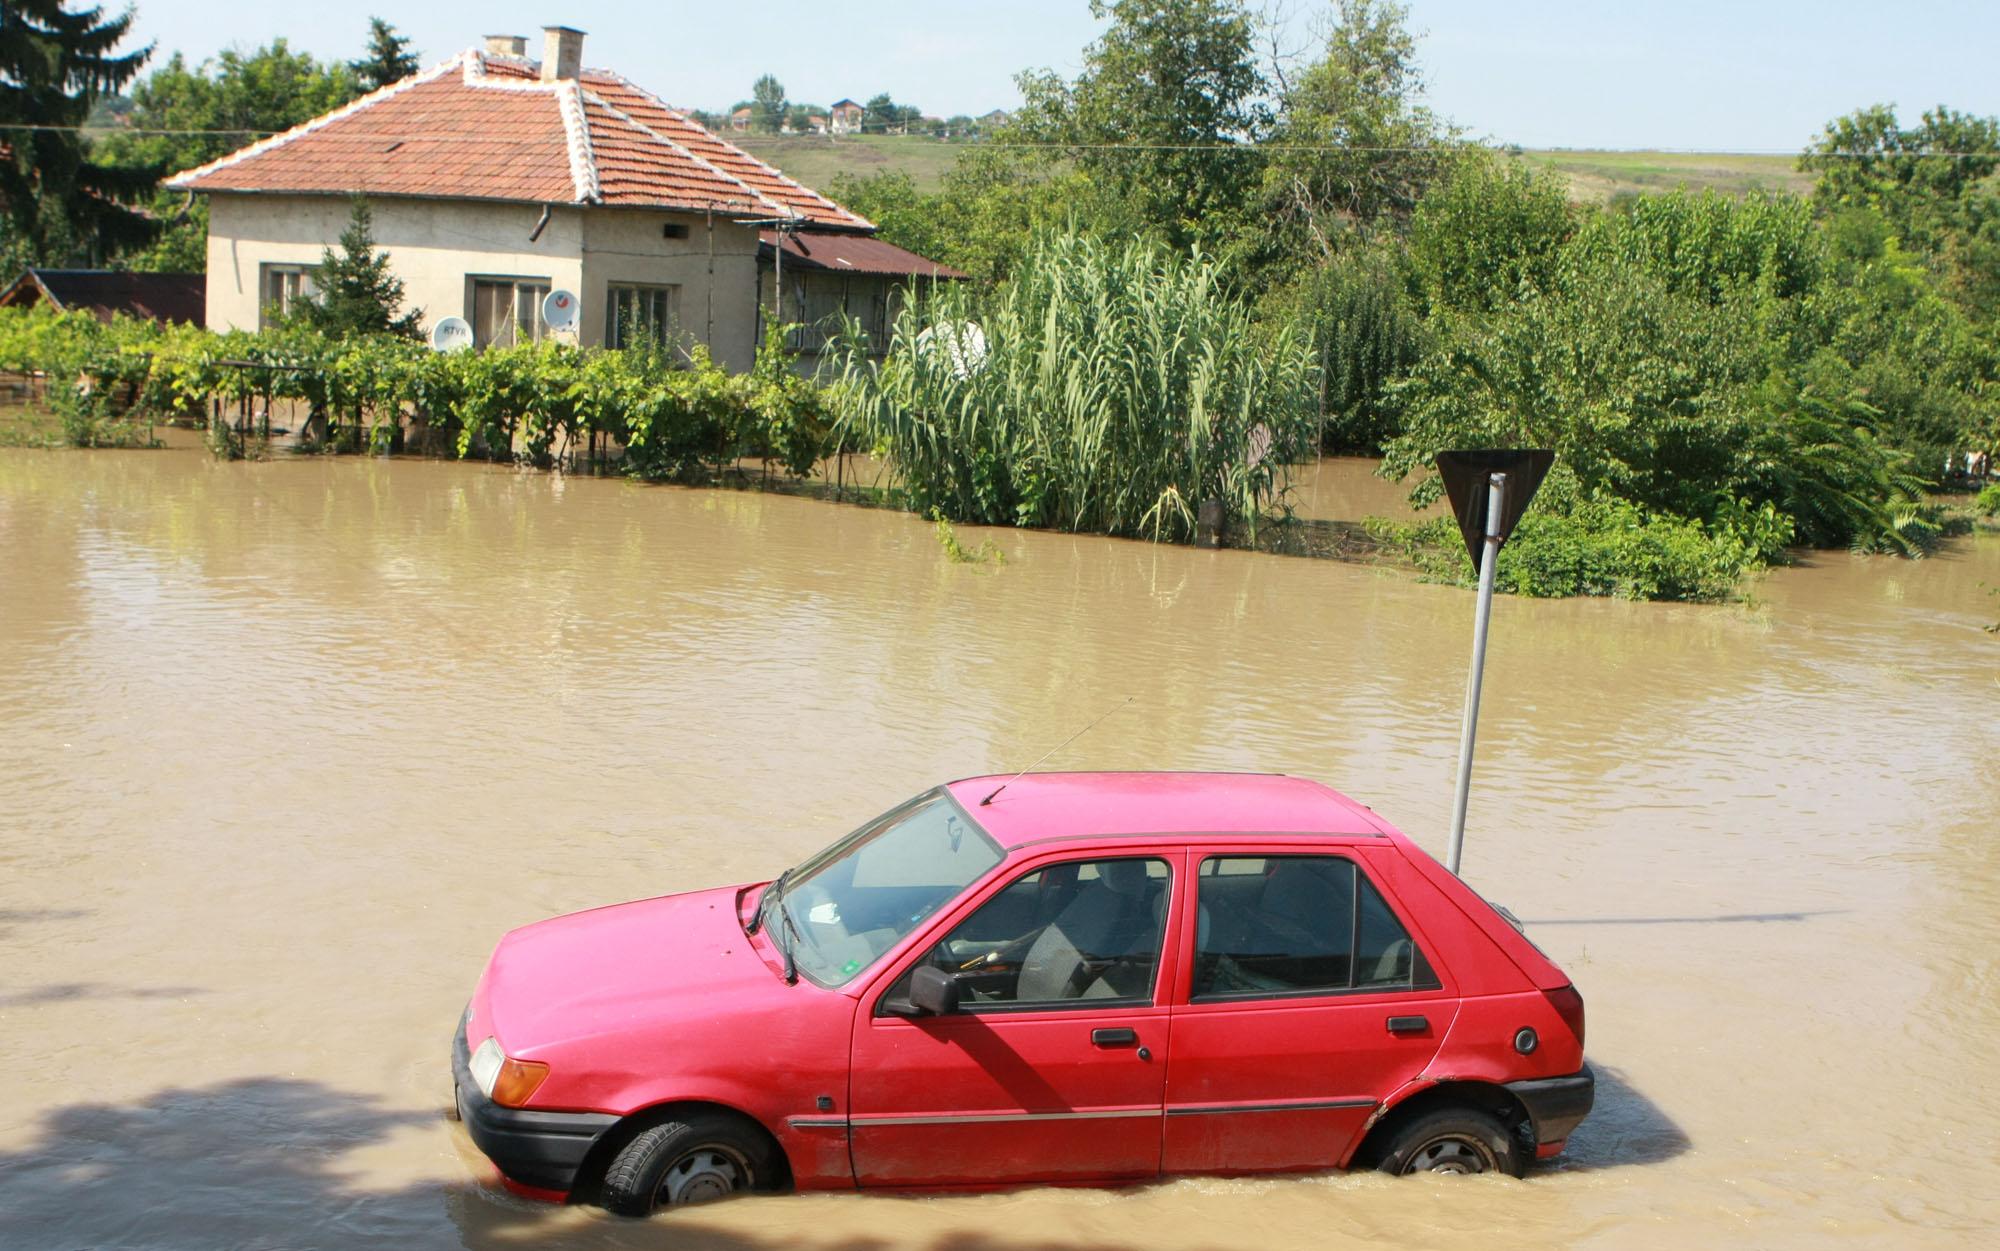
[1374,1106,1526,1179]
[599,1112,775,1216]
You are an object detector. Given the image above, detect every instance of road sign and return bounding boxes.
[1434,448,1555,877]
[1436,449,1554,576]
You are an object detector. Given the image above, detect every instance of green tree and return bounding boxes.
[1264,0,1456,253]
[750,74,787,134]
[1406,151,1572,315]
[93,42,360,271]
[863,92,899,133]
[1800,104,2000,255]
[0,1,158,265]
[1016,0,1267,251]
[350,17,419,93]
[294,197,420,338]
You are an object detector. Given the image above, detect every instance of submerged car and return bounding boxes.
[452,772,1592,1214]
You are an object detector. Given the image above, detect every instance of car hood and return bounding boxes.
[477,883,774,1053]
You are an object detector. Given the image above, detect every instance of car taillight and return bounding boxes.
[1542,984,1586,1049]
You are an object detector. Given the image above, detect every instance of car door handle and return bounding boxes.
[1386,1015,1429,1035]
[1091,1027,1138,1047]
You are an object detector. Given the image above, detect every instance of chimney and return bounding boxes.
[541,26,585,81]
[484,34,528,58]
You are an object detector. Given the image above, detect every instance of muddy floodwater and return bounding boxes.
[1,443,1996,1251]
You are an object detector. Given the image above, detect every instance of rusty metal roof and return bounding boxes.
[759,231,967,279]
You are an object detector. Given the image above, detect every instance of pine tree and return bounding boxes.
[297,197,421,338]
[0,1,159,265]
[350,18,418,93]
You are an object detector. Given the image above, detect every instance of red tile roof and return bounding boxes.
[166,51,871,230]
[760,231,967,280]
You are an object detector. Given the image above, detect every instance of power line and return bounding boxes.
[6,122,1999,160]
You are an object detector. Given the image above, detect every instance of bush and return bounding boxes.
[826,229,1318,541]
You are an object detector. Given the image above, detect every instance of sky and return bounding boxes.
[122,0,2000,152]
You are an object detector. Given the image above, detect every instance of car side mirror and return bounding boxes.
[903,964,961,1016]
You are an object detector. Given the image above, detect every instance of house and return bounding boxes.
[164,27,957,371]
[979,109,1012,129]
[727,105,753,131]
[828,99,864,135]
[0,268,206,324]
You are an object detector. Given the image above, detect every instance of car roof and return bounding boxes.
[944,772,1394,849]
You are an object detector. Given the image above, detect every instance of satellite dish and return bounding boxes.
[541,289,579,334]
[914,320,987,379]
[429,316,473,352]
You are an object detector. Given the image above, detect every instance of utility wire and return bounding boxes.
[4,121,2000,160]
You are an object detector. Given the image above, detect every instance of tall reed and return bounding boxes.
[826,230,1318,541]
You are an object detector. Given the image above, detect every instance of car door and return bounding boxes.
[846,850,1181,1187]
[1161,844,1457,1176]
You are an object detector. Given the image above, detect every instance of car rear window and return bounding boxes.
[1193,855,1438,1001]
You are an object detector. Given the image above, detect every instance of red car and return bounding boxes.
[453,773,1592,1214]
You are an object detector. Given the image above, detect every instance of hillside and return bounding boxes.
[1516,149,1814,201]
[729,134,1818,202]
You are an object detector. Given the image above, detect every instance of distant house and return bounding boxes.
[979,109,1012,129]
[828,99,864,135]
[163,27,958,372]
[728,105,753,131]
[0,268,206,325]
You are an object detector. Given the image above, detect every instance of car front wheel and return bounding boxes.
[600,1112,775,1216]
[1375,1106,1526,1179]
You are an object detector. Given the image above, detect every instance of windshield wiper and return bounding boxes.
[746,868,790,935]
[775,899,802,985]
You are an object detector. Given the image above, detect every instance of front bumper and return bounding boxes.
[1506,1062,1595,1146]
[453,1017,618,1195]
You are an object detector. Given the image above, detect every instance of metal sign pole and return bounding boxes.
[1446,471,1507,876]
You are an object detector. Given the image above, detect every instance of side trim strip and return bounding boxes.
[847,1108,1161,1128]
[785,1118,850,1131]
[1165,1098,1375,1117]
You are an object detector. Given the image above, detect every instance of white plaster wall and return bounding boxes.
[204,194,586,340]
[579,209,762,372]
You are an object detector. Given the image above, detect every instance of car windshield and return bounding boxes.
[763,790,1003,987]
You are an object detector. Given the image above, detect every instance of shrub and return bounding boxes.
[826,229,1319,541]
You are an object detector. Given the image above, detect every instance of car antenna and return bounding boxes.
[979,697,1133,806]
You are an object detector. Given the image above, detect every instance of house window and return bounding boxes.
[471,278,552,348]
[606,283,676,349]
[259,264,314,328]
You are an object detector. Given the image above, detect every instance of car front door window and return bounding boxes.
[885,857,1171,1009]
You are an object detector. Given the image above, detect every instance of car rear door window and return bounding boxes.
[884,857,1172,1009]
[1192,855,1435,1000]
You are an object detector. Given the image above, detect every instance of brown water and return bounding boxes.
[1,444,1995,1251]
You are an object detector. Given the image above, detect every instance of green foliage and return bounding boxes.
[0,305,831,482]
[350,18,418,93]
[1269,242,1422,450]
[1976,484,2000,517]
[751,75,787,134]
[1407,152,1574,314]
[1261,0,1457,254]
[827,229,1317,541]
[94,40,363,271]
[1800,104,2000,255]
[1367,493,1784,602]
[292,197,421,338]
[0,0,158,264]
[1014,0,1267,253]
[931,508,1006,566]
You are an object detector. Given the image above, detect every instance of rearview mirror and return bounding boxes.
[906,965,961,1016]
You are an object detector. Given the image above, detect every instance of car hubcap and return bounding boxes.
[1404,1135,1493,1175]
[659,1147,748,1206]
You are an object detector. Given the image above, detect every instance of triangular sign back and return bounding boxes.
[1434,449,1556,576]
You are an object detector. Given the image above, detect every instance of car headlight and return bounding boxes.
[468,1036,550,1108]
